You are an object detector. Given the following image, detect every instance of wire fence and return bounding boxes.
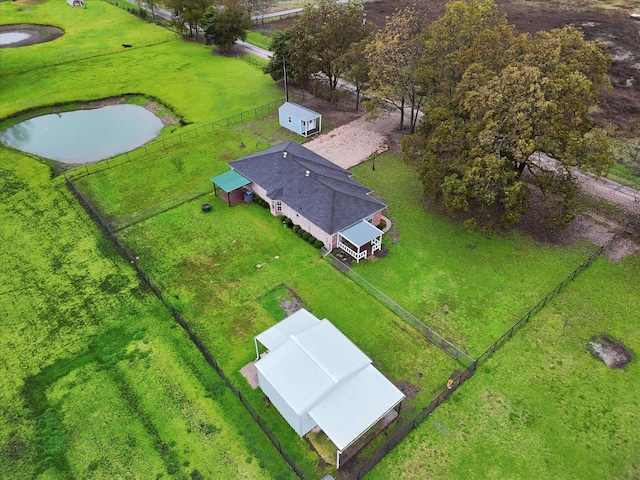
[338,223,630,479]
[65,93,304,181]
[323,251,475,367]
[65,165,632,480]
[64,177,309,480]
[2,34,177,76]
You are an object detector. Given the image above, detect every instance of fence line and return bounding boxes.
[323,251,475,367]
[343,223,630,479]
[3,35,176,76]
[64,167,631,479]
[65,93,304,181]
[475,223,630,363]
[64,177,308,480]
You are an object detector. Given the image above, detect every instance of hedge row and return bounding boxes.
[282,217,323,249]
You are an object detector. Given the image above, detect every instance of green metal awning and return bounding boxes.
[210,169,250,192]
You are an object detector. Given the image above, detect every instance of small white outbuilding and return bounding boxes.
[254,309,405,467]
[278,102,321,137]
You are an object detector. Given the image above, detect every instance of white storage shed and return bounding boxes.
[254,310,405,467]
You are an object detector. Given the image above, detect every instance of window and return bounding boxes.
[366,215,374,223]
[302,120,306,126]
[276,201,282,213]
[287,116,292,123]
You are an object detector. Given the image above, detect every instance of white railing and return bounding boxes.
[337,240,367,262]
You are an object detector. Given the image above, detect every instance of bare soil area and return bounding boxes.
[587,335,633,368]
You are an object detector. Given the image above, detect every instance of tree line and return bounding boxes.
[265,0,613,229]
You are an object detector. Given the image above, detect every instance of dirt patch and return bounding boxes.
[396,380,420,399]
[305,116,389,169]
[587,335,633,368]
[279,285,305,316]
[0,24,64,48]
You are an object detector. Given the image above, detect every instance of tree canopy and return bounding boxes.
[404,0,612,228]
[202,1,251,51]
[266,0,373,95]
[365,6,428,132]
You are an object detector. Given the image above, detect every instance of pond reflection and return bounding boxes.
[0,105,163,163]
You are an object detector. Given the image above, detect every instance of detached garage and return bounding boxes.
[254,309,405,468]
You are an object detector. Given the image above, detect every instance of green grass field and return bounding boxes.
[0,151,292,479]
[0,0,282,124]
[2,0,639,478]
[350,154,598,357]
[368,254,640,479]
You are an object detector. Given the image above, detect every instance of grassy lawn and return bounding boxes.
[368,254,640,479]
[350,153,600,357]
[114,163,458,478]
[0,151,293,479]
[0,0,282,125]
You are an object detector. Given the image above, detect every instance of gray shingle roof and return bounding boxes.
[229,142,386,234]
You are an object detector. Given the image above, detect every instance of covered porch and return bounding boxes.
[210,170,251,206]
[337,220,383,263]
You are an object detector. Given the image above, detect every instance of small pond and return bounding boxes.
[0,32,31,46]
[0,105,164,163]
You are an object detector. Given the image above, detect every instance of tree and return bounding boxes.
[165,0,209,37]
[144,0,159,20]
[340,38,371,111]
[263,30,294,82]
[365,6,428,132]
[202,1,252,52]
[286,0,373,95]
[404,2,613,229]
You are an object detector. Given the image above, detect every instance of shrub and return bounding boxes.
[377,220,387,230]
[307,235,317,244]
[285,218,293,227]
[292,225,300,233]
[314,240,324,249]
[301,232,310,240]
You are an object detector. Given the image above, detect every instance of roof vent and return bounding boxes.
[305,170,310,177]
[283,152,288,158]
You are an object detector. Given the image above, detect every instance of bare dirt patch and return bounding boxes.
[587,335,633,368]
[0,24,64,48]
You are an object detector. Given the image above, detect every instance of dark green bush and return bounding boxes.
[314,240,324,249]
[307,235,317,244]
[292,225,300,233]
[301,232,310,240]
[285,218,293,227]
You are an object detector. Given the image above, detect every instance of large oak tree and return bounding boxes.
[404,0,612,228]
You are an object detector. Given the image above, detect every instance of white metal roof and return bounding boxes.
[308,365,405,451]
[292,319,371,382]
[255,319,371,414]
[255,308,319,352]
[255,313,404,450]
[256,339,335,414]
[339,220,383,248]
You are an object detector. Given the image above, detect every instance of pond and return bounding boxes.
[0,32,31,46]
[0,105,164,163]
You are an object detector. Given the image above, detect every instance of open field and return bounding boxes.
[368,253,640,479]
[350,154,600,356]
[0,0,282,124]
[0,151,292,479]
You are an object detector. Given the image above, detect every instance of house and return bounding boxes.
[278,102,321,137]
[254,309,405,468]
[211,141,386,261]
